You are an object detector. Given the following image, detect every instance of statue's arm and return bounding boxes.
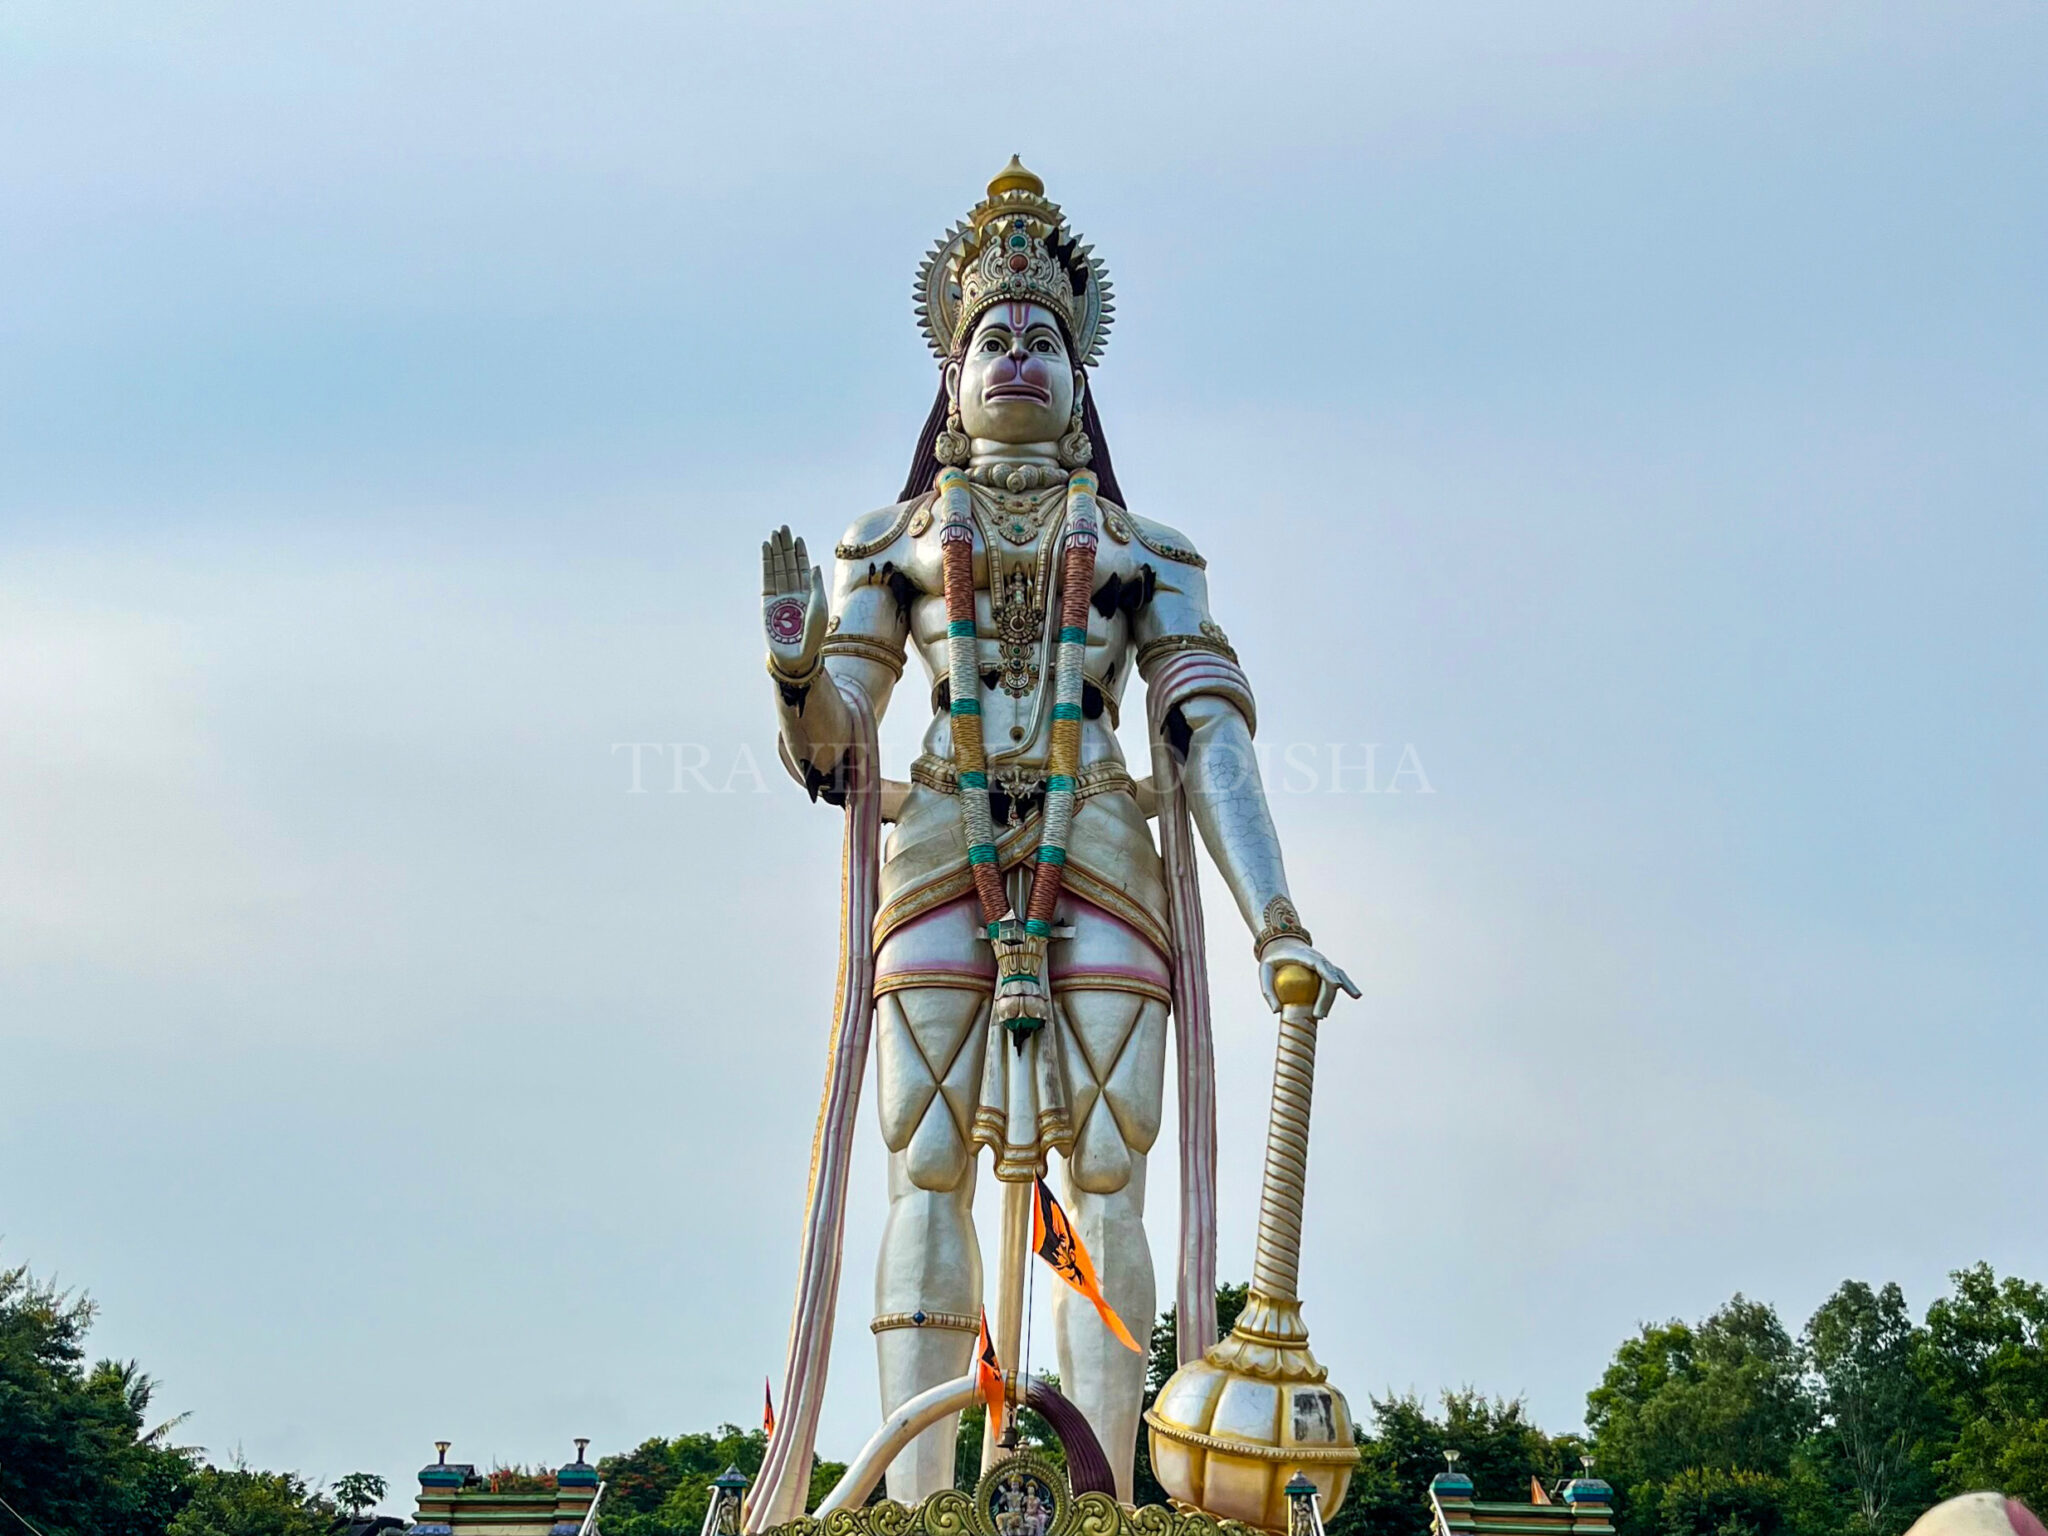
[762,509,914,797]
[1133,526,1359,1016]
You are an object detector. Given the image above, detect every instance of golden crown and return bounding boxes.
[914,157,1113,367]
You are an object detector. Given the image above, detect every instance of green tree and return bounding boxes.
[1654,1467,1790,1536]
[1919,1265,2048,1510]
[1329,1391,1586,1536]
[1587,1296,1814,1536]
[165,1467,331,1536]
[599,1426,848,1536]
[0,1262,198,1536]
[1803,1282,1935,1536]
[331,1474,386,1518]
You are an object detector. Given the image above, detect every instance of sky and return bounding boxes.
[2,0,2044,1511]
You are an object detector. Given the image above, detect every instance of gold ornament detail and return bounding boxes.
[1128,517,1205,569]
[867,1309,978,1335]
[969,488,1064,700]
[836,500,918,562]
[819,634,908,679]
[967,460,1067,493]
[1056,404,1093,469]
[993,568,1043,698]
[1253,895,1312,956]
[973,482,1066,546]
[936,403,971,467]
[753,1452,1263,1536]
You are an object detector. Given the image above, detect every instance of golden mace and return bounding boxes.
[1146,962,1360,1531]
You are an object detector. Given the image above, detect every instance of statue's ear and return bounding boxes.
[945,359,962,410]
[1072,368,1086,406]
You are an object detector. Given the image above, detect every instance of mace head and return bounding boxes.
[1274,962,1320,1008]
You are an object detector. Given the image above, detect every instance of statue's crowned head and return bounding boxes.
[915,155,1112,369]
[900,159,1125,502]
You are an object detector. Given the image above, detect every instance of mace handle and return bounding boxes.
[1250,963,1323,1303]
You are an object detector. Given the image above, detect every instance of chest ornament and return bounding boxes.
[972,482,1067,546]
[992,567,1044,698]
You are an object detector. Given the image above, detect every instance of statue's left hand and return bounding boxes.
[1257,938,1359,1020]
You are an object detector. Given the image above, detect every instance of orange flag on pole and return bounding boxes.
[975,1308,1006,1423]
[763,1377,777,1442]
[1031,1176,1141,1352]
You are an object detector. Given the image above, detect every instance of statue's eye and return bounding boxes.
[1031,337,1056,353]
[981,335,1006,353]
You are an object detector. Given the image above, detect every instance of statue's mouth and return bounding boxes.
[985,382,1050,403]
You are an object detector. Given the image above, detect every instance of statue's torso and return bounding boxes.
[890,489,1157,775]
[832,484,1220,948]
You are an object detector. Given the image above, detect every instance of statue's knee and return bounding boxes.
[1066,1138,1134,1196]
[904,1129,971,1192]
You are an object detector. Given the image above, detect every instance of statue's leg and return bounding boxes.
[1048,905,1170,1503]
[873,898,994,1503]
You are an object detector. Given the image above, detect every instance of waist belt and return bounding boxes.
[909,754,1136,825]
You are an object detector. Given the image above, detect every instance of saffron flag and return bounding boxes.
[1031,1176,1141,1352]
[975,1308,1006,1424]
[763,1378,776,1442]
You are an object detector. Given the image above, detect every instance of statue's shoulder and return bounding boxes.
[1112,503,1206,570]
[834,493,932,564]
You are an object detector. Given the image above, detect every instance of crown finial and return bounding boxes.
[987,155,1043,199]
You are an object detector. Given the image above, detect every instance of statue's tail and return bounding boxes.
[747,689,881,1530]
[1145,650,1257,1364]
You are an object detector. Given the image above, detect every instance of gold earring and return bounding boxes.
[1056,401,1093,469]
[935,400,970,466]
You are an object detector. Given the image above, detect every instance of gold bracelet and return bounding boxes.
[819,634,907,678]
[766,652,822,690]
[1252,895,1312,957]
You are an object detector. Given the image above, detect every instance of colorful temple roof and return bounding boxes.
[1429,1469,1615,1536]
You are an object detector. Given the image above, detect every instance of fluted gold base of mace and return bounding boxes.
[1146,964,1360,1533]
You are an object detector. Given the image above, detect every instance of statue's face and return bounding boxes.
[950,301,1080,444]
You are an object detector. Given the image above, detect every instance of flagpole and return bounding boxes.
[983,1176,1031,1472]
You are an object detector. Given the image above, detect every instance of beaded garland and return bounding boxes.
[934,465,1101,1043]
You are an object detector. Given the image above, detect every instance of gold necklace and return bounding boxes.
[970,481,1067,546]
[968,495,1067,701]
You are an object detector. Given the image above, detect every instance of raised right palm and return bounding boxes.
[761,524,829,675]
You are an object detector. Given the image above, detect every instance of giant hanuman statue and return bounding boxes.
[748,160,1357,1527]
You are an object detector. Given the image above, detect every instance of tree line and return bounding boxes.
[600,1267,2048,1536]
[0,1262,390,1536]
[7,1256,2045,1536]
